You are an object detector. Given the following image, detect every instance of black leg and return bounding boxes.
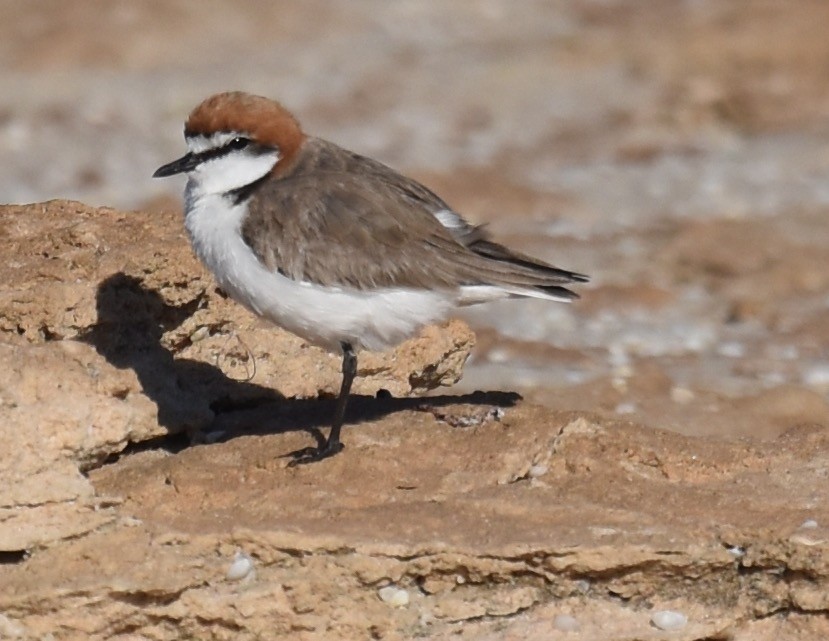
[290,342,356,465]
[327,341,356,451]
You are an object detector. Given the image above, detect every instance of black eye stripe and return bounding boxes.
[189,138,278,164]
[193,145,230,164]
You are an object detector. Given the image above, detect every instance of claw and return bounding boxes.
[286,342,354,466]
[287,440,344,466]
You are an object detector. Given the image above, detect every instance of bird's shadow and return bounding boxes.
[81,273,519,458]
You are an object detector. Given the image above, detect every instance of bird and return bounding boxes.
[153,91,588,464]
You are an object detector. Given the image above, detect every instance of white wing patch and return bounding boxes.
[433,208,468,231]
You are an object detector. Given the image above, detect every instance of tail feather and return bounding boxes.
[431,219,589,302]
[536,284,581,300]
[458,282,579,305]
[469,239,589,284]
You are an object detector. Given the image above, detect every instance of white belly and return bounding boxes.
[183,189,456,352]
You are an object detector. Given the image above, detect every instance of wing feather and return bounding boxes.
[240,139,588,297]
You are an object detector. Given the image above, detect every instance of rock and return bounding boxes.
[6,201,828,640]
[0,614,26,639]
[0,406,814,640]
[5,2,829,638]
[226,551,256,581]
[651,610,688,631]
[0,200,474,553]
[553,614,580,632]
[377,585,410,607]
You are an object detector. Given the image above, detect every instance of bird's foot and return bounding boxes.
[287,440,344,466]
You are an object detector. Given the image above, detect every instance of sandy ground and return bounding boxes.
[2,1,829,639]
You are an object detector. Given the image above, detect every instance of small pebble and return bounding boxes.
[528,464,548,478]
[575,579,591,594]
[553,614,580,632]
[651,610,688,631]
[377,585,409,607]
[226,552,255,581]
[189,326,210,342]
[726,545,746,557]
[800,519,819,529]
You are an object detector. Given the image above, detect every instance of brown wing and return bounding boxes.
[241,172,474,289]
[241,139,588,294]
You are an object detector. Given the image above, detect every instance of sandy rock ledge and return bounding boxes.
[2,201,829,640]
[0,200,473,551]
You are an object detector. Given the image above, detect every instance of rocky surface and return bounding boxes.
[4,397,829,640]
[3,1,829,640]
[2,203,828,641]
[0,200,473,554]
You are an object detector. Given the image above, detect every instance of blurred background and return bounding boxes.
[4,0,829,436]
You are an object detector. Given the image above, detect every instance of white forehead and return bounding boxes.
[186,131,244,153]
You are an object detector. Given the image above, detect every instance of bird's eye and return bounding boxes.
[228,137,250,150]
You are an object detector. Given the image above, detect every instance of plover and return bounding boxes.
[154,91,588,463]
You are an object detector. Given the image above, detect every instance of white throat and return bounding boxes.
[185,135,280,198]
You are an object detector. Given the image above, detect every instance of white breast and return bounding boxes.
[182,184,456,352]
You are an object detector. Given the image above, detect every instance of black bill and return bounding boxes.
[153,153,200,178]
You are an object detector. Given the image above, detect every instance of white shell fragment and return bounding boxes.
[553,614,581,632]
[377,585,410,607]
[226,551,255,581]
[800,519,818,529]
[651,610,688,631]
